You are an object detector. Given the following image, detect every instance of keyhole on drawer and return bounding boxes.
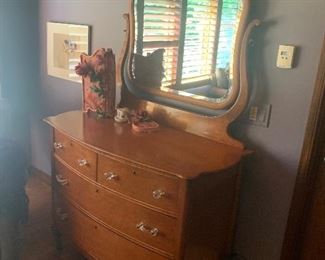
[95,189,99,193]
[133,171,136,175]
[94,225,98,230]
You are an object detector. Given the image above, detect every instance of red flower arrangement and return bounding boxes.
[75,62,91,76]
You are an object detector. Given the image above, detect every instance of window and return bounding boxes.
[135,0,243,90]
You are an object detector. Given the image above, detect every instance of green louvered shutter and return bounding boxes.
[135,0,182,87]
[135,0,242,90]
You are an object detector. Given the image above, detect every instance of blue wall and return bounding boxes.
[232,1,324,259]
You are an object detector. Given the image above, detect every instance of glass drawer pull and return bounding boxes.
[53,142,64,149]
[56,208,68,221]
[55,175,69,186]
[136,222,159,237]
[104,171,119,181]
[152,189,166,200]
[77,159,88,166]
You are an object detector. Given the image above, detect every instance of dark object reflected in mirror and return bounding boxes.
[133,48,165,88]
[216,67,231,90]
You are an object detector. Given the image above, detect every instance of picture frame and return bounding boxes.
[47,22,91,83]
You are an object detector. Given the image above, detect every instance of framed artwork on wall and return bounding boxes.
[47,22,91,83]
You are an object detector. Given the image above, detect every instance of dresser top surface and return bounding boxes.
[45,111,244,179]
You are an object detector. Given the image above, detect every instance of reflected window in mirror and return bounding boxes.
[134,0,243,101]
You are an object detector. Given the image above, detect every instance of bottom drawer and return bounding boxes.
[54,197,169,260]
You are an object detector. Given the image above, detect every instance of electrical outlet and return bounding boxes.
[248,104,272,127]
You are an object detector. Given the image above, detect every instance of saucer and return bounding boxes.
[114,116,128,123]
[132,121,159,133]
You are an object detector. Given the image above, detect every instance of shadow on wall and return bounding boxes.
[229,0,304,259]
[238,0,273,116]
[232,138,298,259]
[0,100,29,142]
[0,0,39,160]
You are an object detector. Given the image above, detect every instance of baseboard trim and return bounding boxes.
[29,166,51,186]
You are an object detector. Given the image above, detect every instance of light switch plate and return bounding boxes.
[248,106,259,121]
[248,104,272,127]
[276,45,295,69]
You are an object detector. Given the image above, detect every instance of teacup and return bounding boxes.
[115,107,129,123]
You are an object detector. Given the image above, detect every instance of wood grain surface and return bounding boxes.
[45,110,244,180]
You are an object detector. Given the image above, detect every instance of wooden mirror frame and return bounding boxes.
[124,0,253,111]
[129,0,251,111]
[118,1,260,149]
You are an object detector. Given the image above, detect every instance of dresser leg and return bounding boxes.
[52,225,63,253]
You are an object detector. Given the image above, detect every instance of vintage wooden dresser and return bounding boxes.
[44,0,260,258]
[45,110,245,260]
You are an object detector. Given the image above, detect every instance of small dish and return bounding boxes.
[132,121,159,133]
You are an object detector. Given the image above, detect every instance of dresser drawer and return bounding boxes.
[53,130,96,180]
[98,154,179,214]
[54,196,169,260]
[54,158,176,256]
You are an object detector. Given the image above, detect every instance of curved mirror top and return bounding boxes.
[127,0,248,112]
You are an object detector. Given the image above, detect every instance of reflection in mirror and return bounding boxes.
[133,0,244,104]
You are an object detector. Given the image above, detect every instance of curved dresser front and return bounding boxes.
[45,110,244,260]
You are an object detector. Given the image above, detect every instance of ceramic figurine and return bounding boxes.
[75,48,116,118]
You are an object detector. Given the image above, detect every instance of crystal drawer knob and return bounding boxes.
[152,189,165,200]
[77,159,88,167]
[53,142,64,149]
[136,222,159,237]
[56,208,68,221]
[55,174,69,186]
[104,171,118,181]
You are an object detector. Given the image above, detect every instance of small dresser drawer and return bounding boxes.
[98,154,179,214]
[53,196,169,260]
[54,158,176,256]
[53,130,96,180]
